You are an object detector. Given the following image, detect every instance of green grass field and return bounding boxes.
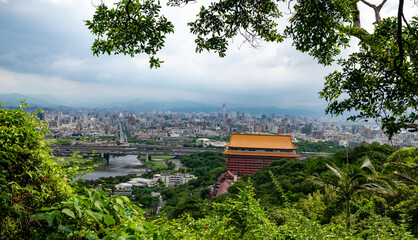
[145,161,166,170]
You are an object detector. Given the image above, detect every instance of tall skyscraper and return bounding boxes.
[222,103,226,120]
[37,112,44,121]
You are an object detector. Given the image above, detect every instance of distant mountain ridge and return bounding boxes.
[0,93,67,108]
[0,93,324,116]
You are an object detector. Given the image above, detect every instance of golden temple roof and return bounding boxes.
[226,133,298,150]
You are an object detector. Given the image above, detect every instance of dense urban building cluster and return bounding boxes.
[35,106,417,147]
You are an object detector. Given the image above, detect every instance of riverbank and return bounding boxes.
[56,156,107,168]
[78,155,147,180]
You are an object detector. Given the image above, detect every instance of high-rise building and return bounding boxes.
[223,133,300,175]
[37,112,44,121]
[222,103,226,120]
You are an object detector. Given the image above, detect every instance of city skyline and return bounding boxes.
[39,106,415,148]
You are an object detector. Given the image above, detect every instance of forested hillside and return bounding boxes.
[294,140,345,153]
[1,106,417,239]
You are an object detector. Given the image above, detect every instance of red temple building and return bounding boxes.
[224,133,300,175]
[209,170,242,199]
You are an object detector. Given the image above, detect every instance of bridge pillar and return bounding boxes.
[104,153,110,165]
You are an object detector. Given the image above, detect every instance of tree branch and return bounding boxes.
[390,162,418,169]
[353,3,361,29]
[125,0,135,22]
[123,0,143,31]
[394,171,418,185]
[360,0,387,25]
[91,0,104,8]
[402,13,418,41]
[406,123,418,132]
[360,0,375,8]
[378,0,388,9]
[394,0,404,71]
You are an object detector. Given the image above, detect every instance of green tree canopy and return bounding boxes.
[86,0,417,138]
[309,157,396,227]
[384,147,418,185]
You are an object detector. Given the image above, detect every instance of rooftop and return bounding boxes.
[226,133,298,150]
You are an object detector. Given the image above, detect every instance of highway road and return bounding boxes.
[52,144,224,158]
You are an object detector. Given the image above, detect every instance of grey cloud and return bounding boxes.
[0,0,333,112]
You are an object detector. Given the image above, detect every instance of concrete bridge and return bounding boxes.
[52,144,224,164]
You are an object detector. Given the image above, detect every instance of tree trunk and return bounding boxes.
[346,198,351,228]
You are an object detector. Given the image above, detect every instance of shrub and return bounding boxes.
[0,103,72,238]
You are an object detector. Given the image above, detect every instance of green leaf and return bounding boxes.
[86,210,103,221]
[103,214,116,226]
[41,206,59,211]
[94,200,104,211]
[60,201,74,207]
[58,224,75,235]
[74,205,83,218]
[115,198,124,206]
[46,210,63,227]
[116,236,138,240]
[86,232,99,240]
[30,213,48,222]
[62,208,76,218]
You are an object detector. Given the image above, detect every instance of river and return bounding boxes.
[79,155,148,180]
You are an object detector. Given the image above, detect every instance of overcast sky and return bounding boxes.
[0,0,416,111]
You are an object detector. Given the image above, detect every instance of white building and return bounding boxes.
[160,172,197,187]
[115,177,159,189]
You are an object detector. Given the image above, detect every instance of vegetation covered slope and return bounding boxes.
[0,103,72,238]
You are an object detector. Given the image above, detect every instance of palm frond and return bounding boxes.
[325,163,343,179]
[307,175,341,193]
